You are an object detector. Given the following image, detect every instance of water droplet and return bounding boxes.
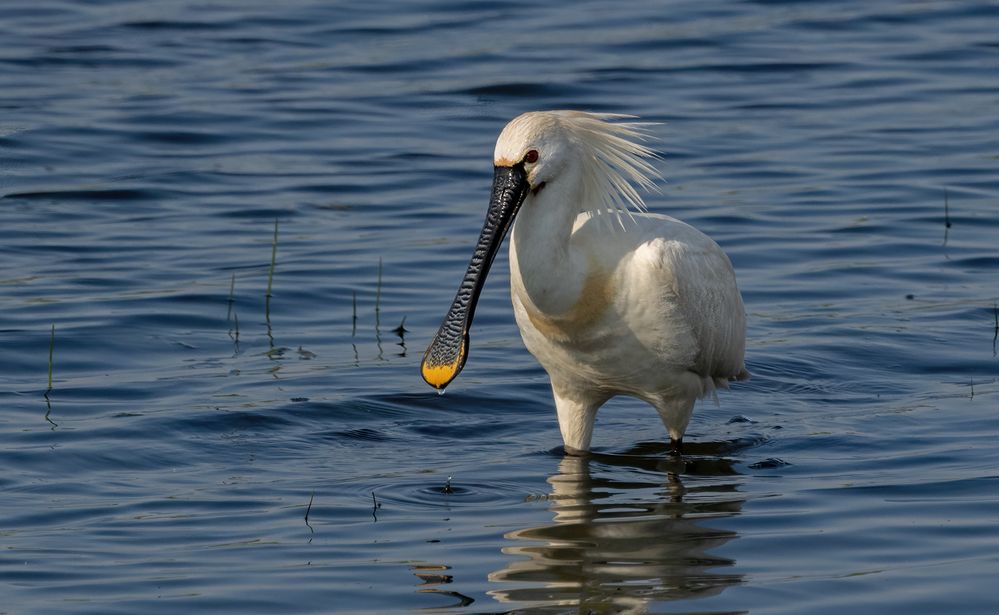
[437,388,446,396]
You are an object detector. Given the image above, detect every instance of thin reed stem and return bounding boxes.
[47,324,55,392]
[266,219,279,299]
[375,257,382,316]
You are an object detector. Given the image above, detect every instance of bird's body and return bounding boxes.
[511,209,747,451]
[422,111,747,454]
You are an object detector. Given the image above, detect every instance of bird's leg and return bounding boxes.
[551,385,604,455]
[668,436,683,457]
[654,397,695,457]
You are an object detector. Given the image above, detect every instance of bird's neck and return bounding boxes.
[509,168,589,315]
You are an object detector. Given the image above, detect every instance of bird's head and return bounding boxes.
[492,111,574,197]
[420,111,660,390]
[494,111,660,219]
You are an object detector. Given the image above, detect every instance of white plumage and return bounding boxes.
[422,110,748,454]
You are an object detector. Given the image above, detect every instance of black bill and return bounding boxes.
[421,164,531,389]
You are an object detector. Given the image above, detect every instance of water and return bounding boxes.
[2,1,998,613]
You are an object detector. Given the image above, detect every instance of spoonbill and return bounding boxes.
[421,111,748,454]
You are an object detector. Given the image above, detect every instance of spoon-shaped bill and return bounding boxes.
[421,164,530,389]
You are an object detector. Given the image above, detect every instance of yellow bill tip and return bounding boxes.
[421,339,466,390]
[421,360,459,389]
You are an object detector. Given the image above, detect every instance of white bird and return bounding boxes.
[421,111,748,454]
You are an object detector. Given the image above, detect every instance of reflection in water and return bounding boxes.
[490,450,745,614]
[411,563,476,608]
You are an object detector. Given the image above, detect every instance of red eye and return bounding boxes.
[524,149,539,164]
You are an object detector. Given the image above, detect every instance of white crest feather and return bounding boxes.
[549,111,662,228]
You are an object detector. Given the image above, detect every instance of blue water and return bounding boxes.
[2,1,998,613]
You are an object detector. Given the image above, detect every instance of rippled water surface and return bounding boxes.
[2,1,998,613]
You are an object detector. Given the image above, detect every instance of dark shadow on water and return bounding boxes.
[488,448,747,614]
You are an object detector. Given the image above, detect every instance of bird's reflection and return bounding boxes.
[489,446,745,614]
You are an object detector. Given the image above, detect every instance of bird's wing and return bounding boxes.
[636,219,747,381]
